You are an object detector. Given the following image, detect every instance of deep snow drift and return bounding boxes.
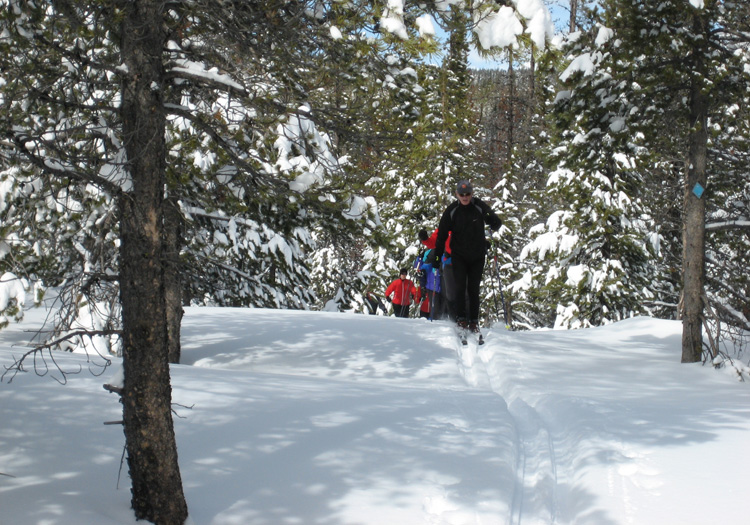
[1,305,749,524]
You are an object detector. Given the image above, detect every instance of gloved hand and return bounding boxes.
[386,296,392,303]
[425,251,438,266]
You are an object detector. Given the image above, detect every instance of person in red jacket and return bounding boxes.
[418,228,452,254]
[416,286,430,318]
[384,268,417,318]
[419,228,454,321]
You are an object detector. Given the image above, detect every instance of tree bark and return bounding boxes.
[164,196,184,365]
[681,15,709,364]
[507,47,515,167]
[119,1,188,523]
[570,0,579,32]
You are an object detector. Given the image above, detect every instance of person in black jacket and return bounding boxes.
[431,180,501,333]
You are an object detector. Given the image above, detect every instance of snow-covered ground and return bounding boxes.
[1,304,749,524]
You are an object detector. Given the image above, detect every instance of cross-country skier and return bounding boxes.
[384,268,417,318]
[430,180,501,335]
[418,228,455,321]
[364,291,387,315]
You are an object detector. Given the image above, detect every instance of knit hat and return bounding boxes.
[399,268,408,276]
[418,229,429,242]
[456,180,473,194]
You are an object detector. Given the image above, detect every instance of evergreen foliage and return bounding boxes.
[2,2,747,359]
[512,13,661,329]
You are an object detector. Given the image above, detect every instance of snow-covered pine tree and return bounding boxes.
[302,2,444,311]
[352,53,438,300]
[467,1,556,328]
[514,15,660,330]
[0,1,447,521]
[690,3,750,356]
[3,2,189,520]
[159,1,392,315]
[587,0,750,360]
[0,4,124,355]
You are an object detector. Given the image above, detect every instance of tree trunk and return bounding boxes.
[119,1,188,523]
[529,44,535,101]
[507,47,515,167]
[681,17,709,364]
[164,196,184,365]
[570,0,579,32]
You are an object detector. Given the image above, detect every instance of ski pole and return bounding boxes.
[489,240,502,325]
[429,270,437,321]
[491,238,510,330]
[488,236,501,325]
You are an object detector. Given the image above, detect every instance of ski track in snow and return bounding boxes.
[454,332,559,525]
[177,310,744,525]
[4,305,749,525]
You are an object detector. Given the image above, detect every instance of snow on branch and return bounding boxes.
[165,104,268,186]
[474,0,554,51]
[7,130,125,196]
[705,219,750,232]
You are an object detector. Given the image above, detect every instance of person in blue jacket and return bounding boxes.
[430,180,501,333]
[414,238,442,319]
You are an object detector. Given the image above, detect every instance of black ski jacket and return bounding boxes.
[435,197,501,261]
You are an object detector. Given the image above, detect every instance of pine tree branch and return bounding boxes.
[705,219,750,232]
[165,104,270,188]
[6,131,124,196]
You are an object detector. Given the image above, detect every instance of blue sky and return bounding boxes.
[426,1,572,70]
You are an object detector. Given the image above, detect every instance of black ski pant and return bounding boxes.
[451,254,485,323]
[393,303,410,318]
[425,289,443,320]
[440,263,456,321]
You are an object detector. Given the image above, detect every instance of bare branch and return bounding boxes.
[1,346,82,384]
[35,329,122,352]
[103,383,123,395]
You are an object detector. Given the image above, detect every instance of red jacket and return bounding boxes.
[385,277,417,306]
[423,228,451,254]
[417,287,430,314]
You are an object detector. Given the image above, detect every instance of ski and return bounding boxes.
[470,328,485,345]
[468,323,484,345]
[456,326,468,346]
[456,324,484,346]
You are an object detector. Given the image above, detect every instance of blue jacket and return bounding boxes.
[414,250,441,292]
